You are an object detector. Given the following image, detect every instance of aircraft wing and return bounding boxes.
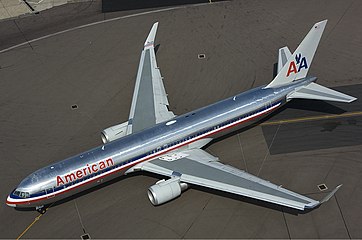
[127,22,175,134]
[139,148,340,210]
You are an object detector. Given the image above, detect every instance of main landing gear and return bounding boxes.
[36,205,46,214]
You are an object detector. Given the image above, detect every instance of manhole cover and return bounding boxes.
[317,183,328,191]
[198,54,206,59]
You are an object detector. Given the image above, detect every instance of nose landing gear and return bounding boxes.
[35,205,46,214]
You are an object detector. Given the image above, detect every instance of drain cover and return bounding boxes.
[317,183,328,191]
[198,54,206,59]
[81,233,91,239]
[71,104,78,110]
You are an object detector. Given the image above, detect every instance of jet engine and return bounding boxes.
[101,122,129,144]
[148,178,188,205]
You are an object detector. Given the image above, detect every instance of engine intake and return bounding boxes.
[101,121,129,144]
[148,178,188,205]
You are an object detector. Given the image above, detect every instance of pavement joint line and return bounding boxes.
[334,195,352,239]
[282,208,292,239]
[74,200,87,234]
[260,111,362,126]
[325,0,354,41]
[13,20,34,50]
[181,196,212,238]
[237,133,248,172]
[257,124,280,176]
[0,1,228,54]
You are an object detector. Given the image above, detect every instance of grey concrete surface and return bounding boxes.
[0,0,362,239]
[262,84,362,154]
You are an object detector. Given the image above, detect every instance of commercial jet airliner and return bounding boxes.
[7,20,356,214]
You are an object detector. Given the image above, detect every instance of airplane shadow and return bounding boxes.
[285,99,346,114]
[154,44,160,54]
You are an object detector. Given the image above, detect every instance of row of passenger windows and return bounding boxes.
[40,104,274,197]
[145,104,273,156]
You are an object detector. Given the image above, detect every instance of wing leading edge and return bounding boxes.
[127,22,175,134]
[139,148,340,211]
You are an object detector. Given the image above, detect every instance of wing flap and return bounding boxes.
[140,149,324,210]
[149,46,175,123]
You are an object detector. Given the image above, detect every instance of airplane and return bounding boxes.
[6,20,356,214]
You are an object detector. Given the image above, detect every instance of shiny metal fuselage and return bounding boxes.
[7,77,316,208]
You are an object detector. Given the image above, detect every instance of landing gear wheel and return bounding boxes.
[36,206,46,214]
[39,208,46,214]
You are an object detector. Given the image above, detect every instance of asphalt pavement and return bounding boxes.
[0,0,361,238]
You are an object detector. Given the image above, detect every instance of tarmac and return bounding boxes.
[0,0,362,239]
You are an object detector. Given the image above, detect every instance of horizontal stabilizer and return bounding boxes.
[320,184,342,204]
[288,83,357,103]
[277,46,292,73]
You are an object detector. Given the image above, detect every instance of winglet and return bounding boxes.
[144,22,159,49]
[320,184,342,204]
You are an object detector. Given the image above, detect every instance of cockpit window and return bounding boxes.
[13,190,30,198]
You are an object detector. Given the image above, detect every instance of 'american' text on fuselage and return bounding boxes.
[56,158,114,186]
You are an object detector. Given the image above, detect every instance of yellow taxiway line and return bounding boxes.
[17,214,42,240]
[260,111,362,126]
[16,206,51,240]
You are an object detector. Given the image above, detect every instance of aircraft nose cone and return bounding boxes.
[6,194,16,207]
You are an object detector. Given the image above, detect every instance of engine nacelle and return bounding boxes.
[101,121,129,144]
[148,178,188,205]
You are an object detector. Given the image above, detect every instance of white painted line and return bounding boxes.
[0,1,228,54]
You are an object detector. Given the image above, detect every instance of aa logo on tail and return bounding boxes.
[286,53,308,77]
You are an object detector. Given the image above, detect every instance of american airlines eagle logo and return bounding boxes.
[286,53,308,77]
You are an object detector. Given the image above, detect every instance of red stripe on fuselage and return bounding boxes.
[7,102,280,206]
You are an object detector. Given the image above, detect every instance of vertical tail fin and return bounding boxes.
[265,20,327,88]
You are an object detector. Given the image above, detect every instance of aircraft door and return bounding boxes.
[265,100,272,109]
